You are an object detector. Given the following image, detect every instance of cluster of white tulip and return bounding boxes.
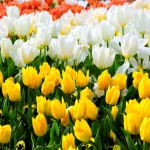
[1,0,150,74]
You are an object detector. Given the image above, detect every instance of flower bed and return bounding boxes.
[0,0,150,150]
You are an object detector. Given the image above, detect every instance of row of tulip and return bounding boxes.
[1,0,150,150]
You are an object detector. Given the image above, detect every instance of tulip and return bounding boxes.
[0,71,3,88]
[39,62,51,79]
[22,66,42,89]
[124,113,142,135]
[62,133,75,150]
[41,80,55,96]
[140,98,150,118]
[36,26,51,47]
[7,82,21,102]
[61,108,70,127]
[65,65,76,80]
[125,99,140,114]
[80,87,94,101]
[2,77,14,98]
[113,145,121,150]
[51,97,66,120]
[138,76,150,99]
[110,130,116,143]
[0,125,12,144]
[73,119,92,143]
[1,38,13,60]
[98,70,112,90]
[132,71,148,89]
[111,105,118,121]
[32,113,48,137]
[140,117,150,143]
[92,45,115,69]
[82,98,98,120]
[6,6,20,19]
[73,99,85,120]
[14,16,30,37]
[76,70,89,88]
[112,73,127,90]
[16,140,25,150]
[60,72,75,94]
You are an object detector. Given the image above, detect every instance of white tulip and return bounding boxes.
[51,20,62,38]
[0,22,8,42]
[1,38,13,60]
[92,45,115,69]
[6,6,20,19]
[36,26,51,47]
[14,16,30,37]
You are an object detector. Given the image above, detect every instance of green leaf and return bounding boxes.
[33,146,53,150]
[122,129,137,150]
[93,127,102,150]
[125,85,138,100]
[31,133,37,149]
[116,138,128,150]
[3,98,9,115]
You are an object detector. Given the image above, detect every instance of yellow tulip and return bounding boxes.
[73,119,92,143]
[124,113,142,135]
[39,62,51,79]
[51,97,66,120]
[125,99,140,114]
[41,80,55,96]
[111,105,118,121]
[32,113,48,136]
[0,71,3,88]
[16,140,25,150]
[110,130,116,143]
[140,117,150,143]
[112,73,127,90]
[62,133,75,150]
[76,70,89,87]
[80,87,94,100]
[65,65,76,80]
[73,99,85,120]
[22,66,42,89]
[140,98,150,118]
[81,98,98,120]
[98,70,111,90]
[60,72,75,94]
[138,76,150,99]
[2,77,14,98]
[7,82,21,102]
[49,67,60,86]
[0,110,2,118]
[61,109,69,126]
[106,86,120,105]
[132,71,148,89]
[0,125,12,144]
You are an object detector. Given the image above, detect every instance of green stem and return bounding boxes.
[41,136,44,150]
[143,142,150,150]
[40,50,42,65]
[88,140,98,150]
[44,46,47,62]
[1,144,4,150]
[122,27,124,35]
[107,41,109,48]
[7,59,10,77]
[15,102,18,123]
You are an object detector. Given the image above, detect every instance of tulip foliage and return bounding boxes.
[1,0,150,150]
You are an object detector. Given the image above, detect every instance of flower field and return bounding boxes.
[1,0,150,149]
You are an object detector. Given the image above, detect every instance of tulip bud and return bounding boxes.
[111,105,118,121]
[16,140,25,150]
[76,70,89,88]
[125,99,140,114]
[113,145,121,150]
[132,71,148,89]
[60,72,75,94]
[39,62,51,79]
[22,66,42,89]
[140,117,150,143]
[0,125,12,144]
[0,71,3,88]
[110,130,116,144]
[74,119,92,143]
[62,133,75,150]
[80,87,94,100]
[7,82,21,102]
[51,97,66,120]
[138,76,150,99]
[124,113,142,135]
[32,113,48,136]
[106,86,120,105]
[112,73,127,90]
[98,70,111,90]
